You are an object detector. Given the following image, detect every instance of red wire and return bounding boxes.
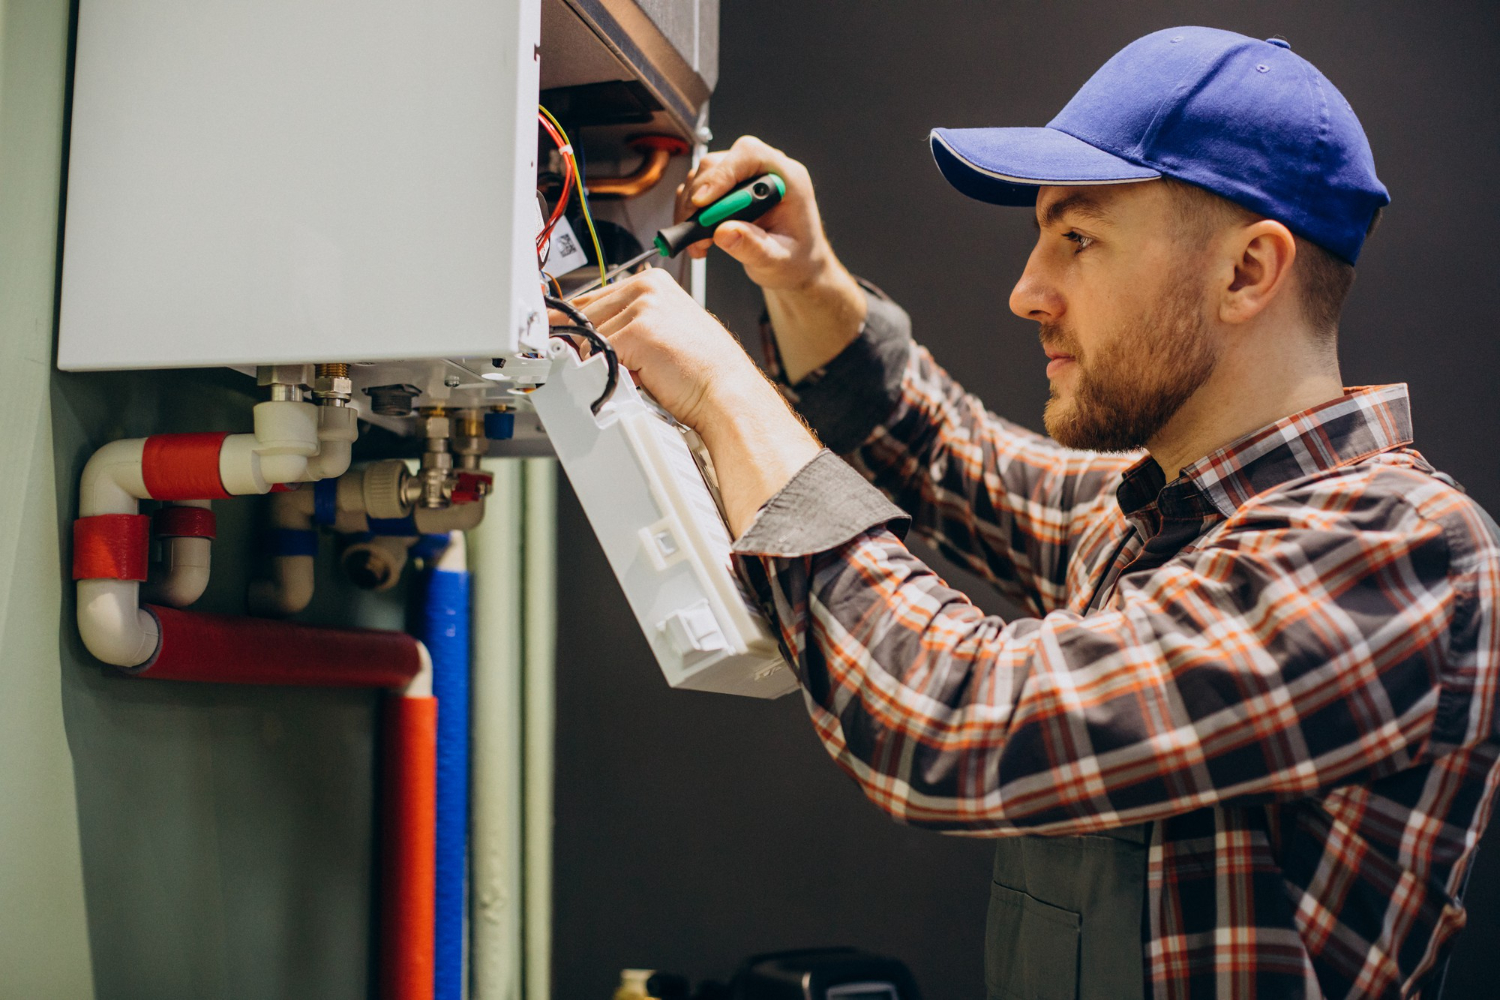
[537,114,575,252]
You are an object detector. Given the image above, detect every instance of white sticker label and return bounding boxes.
[541,215,591,277]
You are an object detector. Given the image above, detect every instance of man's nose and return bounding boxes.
[1009,246,1062,322]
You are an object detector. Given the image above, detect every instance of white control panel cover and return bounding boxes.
[531,341,797,699]
[58,0,547,370]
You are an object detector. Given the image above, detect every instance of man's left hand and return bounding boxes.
[563,269,821,536]
[565,268,764,434]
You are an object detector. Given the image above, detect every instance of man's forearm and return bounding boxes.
[763,263,867,384]
[694,378,823,538]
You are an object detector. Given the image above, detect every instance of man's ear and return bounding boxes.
[1220,220,1297,325]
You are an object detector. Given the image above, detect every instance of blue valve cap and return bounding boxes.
[484,411,515,440]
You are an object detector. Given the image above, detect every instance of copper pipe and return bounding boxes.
[585,146,673,198]
[583,135,689,199]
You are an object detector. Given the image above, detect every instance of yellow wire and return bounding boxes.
[542,271,563,297]
[538,104,608,288]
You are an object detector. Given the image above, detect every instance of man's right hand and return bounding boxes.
[677,136,867,383]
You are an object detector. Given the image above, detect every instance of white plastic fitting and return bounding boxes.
[77,439,157,666]
[219,400,321,494]
[77,579,160,667]
[247,460,488,614]
[79,437,148,517]
[341,534,418,592]
[403,640,434,698]
[143,499,213,607]
[301,405,358,481]
[75,400,353,666]
[246,487,318,617]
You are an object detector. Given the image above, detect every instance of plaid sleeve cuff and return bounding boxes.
[761,282,913,455]
[732,449,910,558]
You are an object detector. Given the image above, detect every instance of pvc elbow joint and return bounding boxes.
[77,580,160,667]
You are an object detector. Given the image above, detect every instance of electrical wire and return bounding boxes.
[536,114,574,255]
[538,105,608,288]
[545,294,618,415]
[541,272,563,298]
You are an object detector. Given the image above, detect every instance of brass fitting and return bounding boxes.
[312,363,353,406]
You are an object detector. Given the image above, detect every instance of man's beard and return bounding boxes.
[1042,275,1218,453]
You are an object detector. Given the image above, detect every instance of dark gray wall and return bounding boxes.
[552,3,1500,998]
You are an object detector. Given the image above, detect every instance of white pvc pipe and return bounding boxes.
[76,579,159,667]
[78,438,148,517]
[77,439,156,666]
[301,405,358,481]
[404,639,434,698]
[143,500,213,608]
[416,498,486,534]
[523,457,557,1000]
[469,460,525,998]
[247,459,490,614]
[76,400,348,666]
[218,400,321,494]
[247,487,318,617]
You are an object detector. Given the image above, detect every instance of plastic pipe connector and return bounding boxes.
[301,405,359,481]
[144,500,213,608]
[247,487,319,617]
[77,579,161,667]
[79,438,149,517]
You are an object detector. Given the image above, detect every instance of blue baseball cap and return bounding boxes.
[930,26,1389,263]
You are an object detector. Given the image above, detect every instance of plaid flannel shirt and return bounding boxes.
[731,290,1500,999]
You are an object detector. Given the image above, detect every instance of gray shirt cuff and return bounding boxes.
[732,450,911,558]
[768,286,914,455]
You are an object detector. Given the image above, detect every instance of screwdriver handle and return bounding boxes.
[653,173,785,257]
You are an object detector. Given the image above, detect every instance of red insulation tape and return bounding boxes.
[382,694,437,1000]
[138,606,421,687]
[153,505,217,539]
[142,433,233,501]
[73,514,151,581]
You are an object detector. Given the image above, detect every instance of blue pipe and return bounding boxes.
[423,535,471,1000]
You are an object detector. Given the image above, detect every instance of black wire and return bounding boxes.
[544,295,619,415]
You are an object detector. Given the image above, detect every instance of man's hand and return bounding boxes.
[678,136,867,382]
[567,269,821,535]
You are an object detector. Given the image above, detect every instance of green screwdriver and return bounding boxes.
[563,173,786,300]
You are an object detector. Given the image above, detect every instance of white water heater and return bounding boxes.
[57,0,789,698]
[58,0,549,371]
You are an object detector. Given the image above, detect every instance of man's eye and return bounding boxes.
[1063,230,1095,253]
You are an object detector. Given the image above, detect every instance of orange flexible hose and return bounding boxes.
[382,693,437,1000]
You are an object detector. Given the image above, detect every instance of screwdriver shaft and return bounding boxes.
[562,247,659,300]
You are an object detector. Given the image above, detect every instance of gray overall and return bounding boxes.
[985,824,1150,1000]
[986,531,1152,1000]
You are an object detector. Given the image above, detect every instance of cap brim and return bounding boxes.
[930,127,1160,206]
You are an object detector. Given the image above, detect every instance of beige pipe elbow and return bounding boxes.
[77,579,160,667]
[246,487,318,616]
[247,555,316,617]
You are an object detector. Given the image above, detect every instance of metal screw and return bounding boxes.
[444,375,461,389]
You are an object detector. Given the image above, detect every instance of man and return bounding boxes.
[571,27,1499,1000]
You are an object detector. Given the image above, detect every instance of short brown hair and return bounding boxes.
[1160,177,1379,339]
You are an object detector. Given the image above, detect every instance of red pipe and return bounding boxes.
[382,694,438,1000]
[136,606,422,687]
